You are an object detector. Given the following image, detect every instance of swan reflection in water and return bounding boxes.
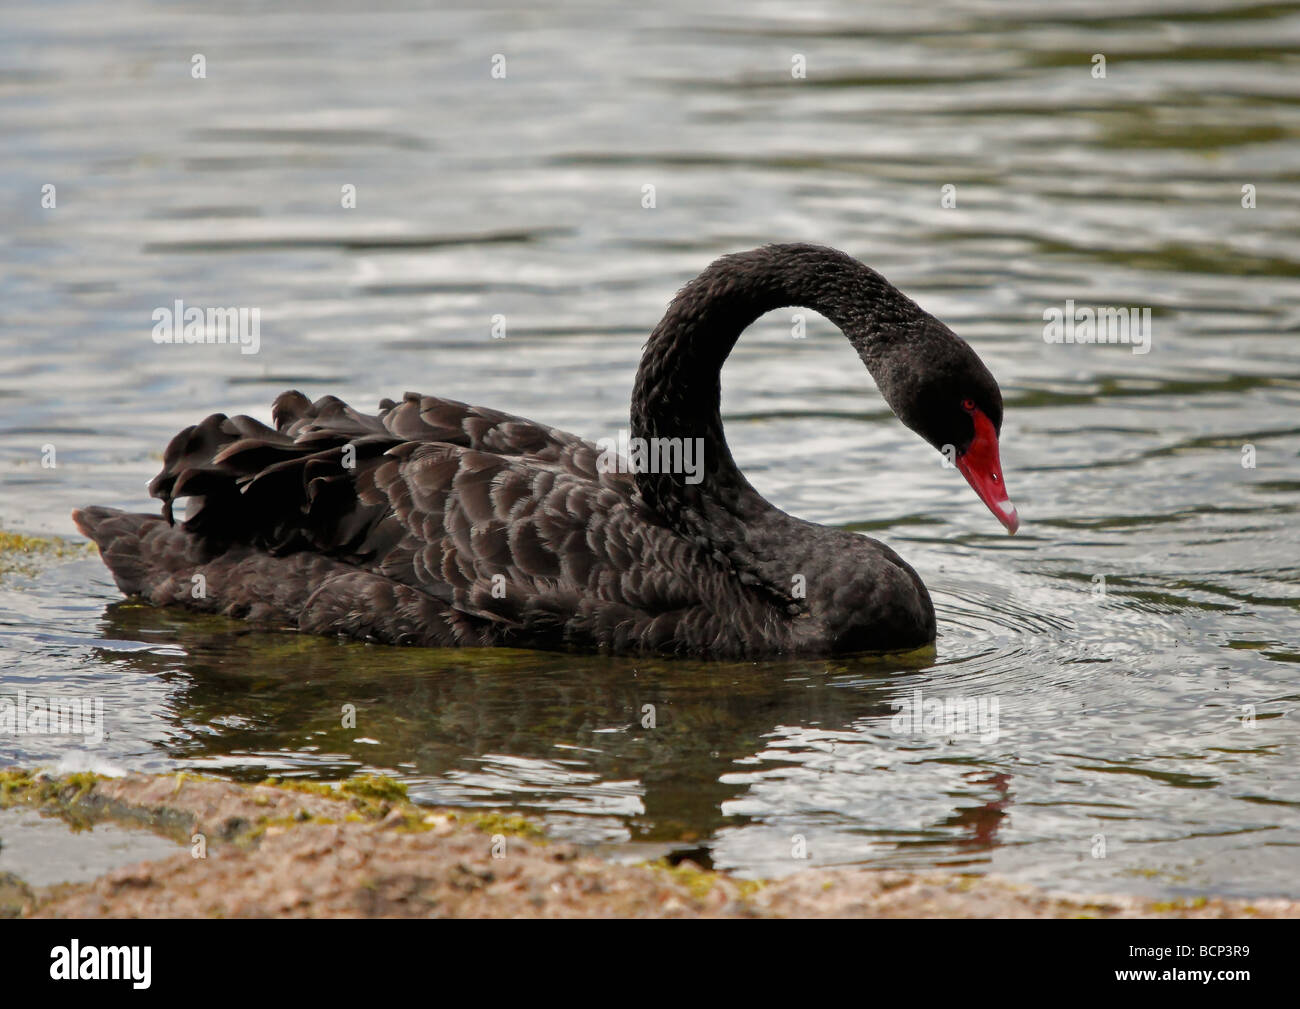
[90,601,1015,866]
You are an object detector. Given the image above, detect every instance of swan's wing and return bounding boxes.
[366,390,590,462]
[363,440,701,634]
[148,389,594,529]
[266,388,590,462]
[147,389,704,645]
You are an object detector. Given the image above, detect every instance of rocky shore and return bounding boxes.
[2,768,1295,919]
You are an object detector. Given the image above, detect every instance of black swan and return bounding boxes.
[74,244,1017,657]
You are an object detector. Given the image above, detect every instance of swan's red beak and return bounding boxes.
[955,408,1019,534]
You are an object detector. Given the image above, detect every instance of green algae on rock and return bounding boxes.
[0,529,95,580]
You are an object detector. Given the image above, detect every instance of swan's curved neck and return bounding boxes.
[630,245,912,563]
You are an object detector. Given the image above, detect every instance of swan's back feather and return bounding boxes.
[114,390,779,654]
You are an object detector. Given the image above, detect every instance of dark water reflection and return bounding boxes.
[2,0,1299,896]
[93,602,935,852]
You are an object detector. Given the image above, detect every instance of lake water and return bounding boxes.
[1,0,1298,897]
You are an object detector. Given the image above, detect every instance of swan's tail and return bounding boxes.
[72,505,468,645]
[73,503,286,611]
[72,506,192,598]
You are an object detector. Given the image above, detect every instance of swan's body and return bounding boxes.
[75,245,1017,658]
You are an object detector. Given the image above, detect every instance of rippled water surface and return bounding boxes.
[2,0,1299,897]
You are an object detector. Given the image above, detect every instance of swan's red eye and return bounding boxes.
[962,398,975,412]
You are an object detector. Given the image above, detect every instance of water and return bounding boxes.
[1,0,1298,898]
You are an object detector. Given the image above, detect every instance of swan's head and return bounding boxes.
[870,317,1019,535]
